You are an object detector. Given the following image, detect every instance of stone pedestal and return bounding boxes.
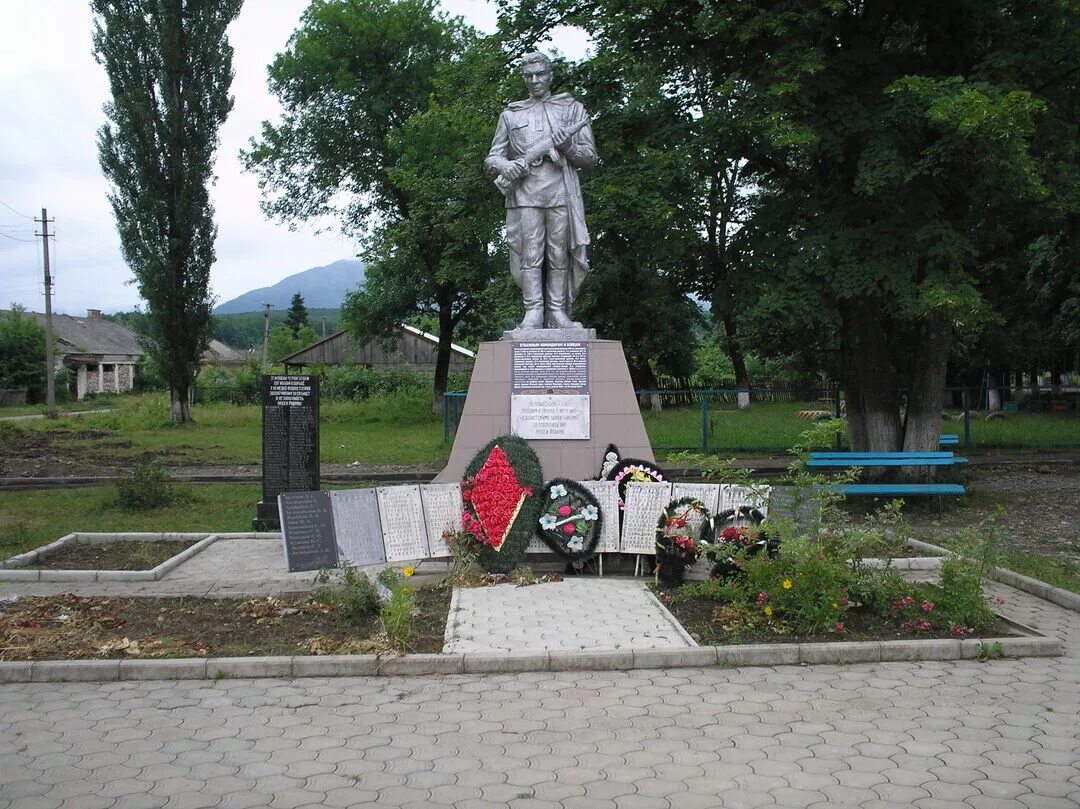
[434,339,654,483]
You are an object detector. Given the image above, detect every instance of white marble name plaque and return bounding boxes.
[671,483,721,515]
[526,533,549,554]
[420,484,462,558]
[328,488,385,567]
[377,485,428,562]
[579,480,621,553]
[720,484,771,517]
[511,394,590,440]
[620,481,673,554]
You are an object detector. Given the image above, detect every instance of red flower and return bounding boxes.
[559,505,572,517]
[834,622,845,634]
[756,592,769,605]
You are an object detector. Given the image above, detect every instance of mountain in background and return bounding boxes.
[213,259,365,314]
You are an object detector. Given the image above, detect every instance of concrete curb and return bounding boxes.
[906,537,1080,615]
[0,532,218,582]
[2,631,1060,684]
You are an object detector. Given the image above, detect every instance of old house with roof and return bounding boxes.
[32,309,143,400]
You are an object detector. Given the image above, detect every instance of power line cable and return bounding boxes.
[0,231,35,242]
[0,200,33,220]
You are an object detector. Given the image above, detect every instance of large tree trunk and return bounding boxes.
[170,384,190,423]
[902,313,952,476]
[433,291,453,415]
[840,297,902,456]
[720,312,750,409]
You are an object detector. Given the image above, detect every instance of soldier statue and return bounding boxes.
[485,51,597,331]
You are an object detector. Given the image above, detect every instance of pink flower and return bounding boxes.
[917,621,932,632]
[921,600,934,613]
[756,592,769,605]
[950,625,968,637]
[558,505,572,517]
[834,622,845,634]
[838,597,849,607]
[563,523,575,534]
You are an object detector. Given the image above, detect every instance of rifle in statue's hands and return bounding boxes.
[494,116,591,196]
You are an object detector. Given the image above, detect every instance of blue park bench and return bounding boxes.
[940,434,959,446]
[807,451,967,498]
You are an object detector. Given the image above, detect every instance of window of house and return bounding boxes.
[102,364,114,373]
[86,364,98,373]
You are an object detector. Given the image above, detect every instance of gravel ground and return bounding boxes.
[902,462,1080,564]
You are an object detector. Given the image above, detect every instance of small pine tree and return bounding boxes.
[284,293,310,338]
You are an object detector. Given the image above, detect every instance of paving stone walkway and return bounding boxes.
[2,577,1079,808]
[444,579,694,654]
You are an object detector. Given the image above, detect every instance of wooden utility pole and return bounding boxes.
[35,208,56,412]
[261,303,273,366]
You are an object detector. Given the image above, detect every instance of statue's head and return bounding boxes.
[521,51,553,100]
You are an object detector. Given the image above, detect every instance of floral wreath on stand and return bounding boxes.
[460,436,543,574]
[701,506,774,580]
[654,497,710,585]
[536,479,602,562]
[606,458,665,511]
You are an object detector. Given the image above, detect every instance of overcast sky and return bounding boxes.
[0,0,588,316]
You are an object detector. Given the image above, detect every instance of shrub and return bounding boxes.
[115,459,178,510]
[377,568,417,651]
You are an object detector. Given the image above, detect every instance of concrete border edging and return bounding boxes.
[906,537,1080,614]
[1,631,1060,684]
[0,532,218,582]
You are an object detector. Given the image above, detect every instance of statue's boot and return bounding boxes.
[544,267,583,329]
[517,268,545,330]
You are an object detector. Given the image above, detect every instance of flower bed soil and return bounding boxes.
[657,587,1021,646]
[0,588,451,661]
[25,540,199,571]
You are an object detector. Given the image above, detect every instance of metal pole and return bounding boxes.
[962,389,971,448]
[700,393,709,452]
[834,384,843,449]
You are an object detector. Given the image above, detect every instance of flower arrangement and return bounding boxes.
[461,444,532,552]
[606,458,665,511]
[536,478,602,561]
[654,497,710,585]
[461,435,543,574]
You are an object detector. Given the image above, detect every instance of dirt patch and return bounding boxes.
[0,588,451,660]
[26,540,199,571]
[902,464,1080,564]
[0,425,126,478]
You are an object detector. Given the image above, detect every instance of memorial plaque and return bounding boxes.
[511,394,590,440]
[579,480,621,553]
[278,490,339,573]
[329,488,385,567]
[721,484,771,517]
[525,533,549,554]
[511,342,589,393]
[261,375,319,502]
[620,481,673,554]
[377,485,428,562]
[420,484,462,558]
[511,342,590,440]
[671,483,721,515]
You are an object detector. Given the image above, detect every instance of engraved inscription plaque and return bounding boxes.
[720,484,771,516]
[620,481,673,554]
[579,480,621,553]
[377,485,428,562]
[279,490,339,573]
[329,488,385,567]
[671,483,720,515]
[420,484,462,558]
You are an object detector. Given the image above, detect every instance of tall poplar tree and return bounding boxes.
[92,0,242,422]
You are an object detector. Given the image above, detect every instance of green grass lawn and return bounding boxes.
[0,483,261,558]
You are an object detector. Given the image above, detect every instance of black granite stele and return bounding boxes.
[278,490,339,572]
[253,374,320,531]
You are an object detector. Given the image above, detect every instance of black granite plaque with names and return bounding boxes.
[278,490,339,573]
[261,374,320,502]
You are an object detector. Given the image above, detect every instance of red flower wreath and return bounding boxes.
[461,445,533,552]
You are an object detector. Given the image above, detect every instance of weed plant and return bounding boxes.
[377,568,418,651]
[312,563,380,621]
